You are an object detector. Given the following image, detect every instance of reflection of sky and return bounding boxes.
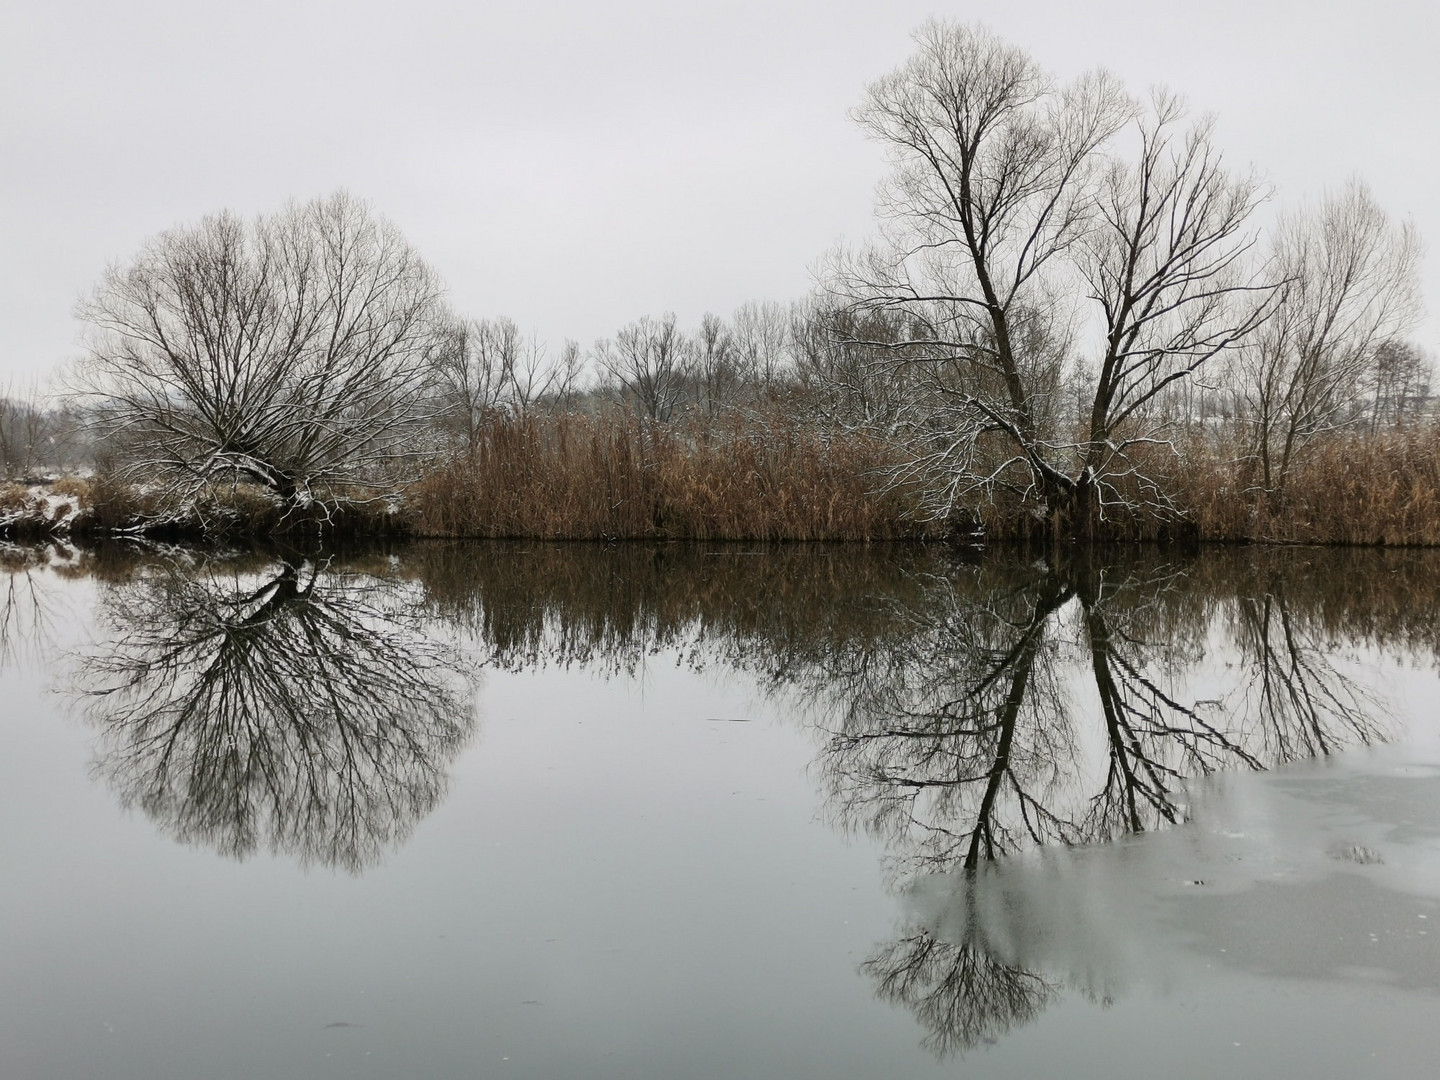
[900,736,1440,1008]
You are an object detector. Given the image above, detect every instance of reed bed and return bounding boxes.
[1170,423,1440,546]
[410,412,936,541]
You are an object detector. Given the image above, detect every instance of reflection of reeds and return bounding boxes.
[410,412,935,541]
[405,540,952,674]
[398,540,1440,676]
[32,537,1440,666]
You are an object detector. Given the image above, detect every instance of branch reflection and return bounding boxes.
[0,542,75,668]
[80,553,478,872]
[800,555,1391,1056]
[863,912,1060,1058]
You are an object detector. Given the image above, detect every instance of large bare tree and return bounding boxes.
[77,191,450,512]
[835,21,1270,536]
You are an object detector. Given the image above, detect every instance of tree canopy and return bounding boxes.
[78,191,449,510]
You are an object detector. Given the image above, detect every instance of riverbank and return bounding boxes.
[7,416,1439,546]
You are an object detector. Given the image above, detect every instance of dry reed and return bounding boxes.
[1170,423,1440,545]
[411,414,1440,545]
[410,412,937,541]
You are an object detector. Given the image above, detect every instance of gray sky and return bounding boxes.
[3,0,1436,384]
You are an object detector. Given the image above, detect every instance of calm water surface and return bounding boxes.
[1,541,1437,1078]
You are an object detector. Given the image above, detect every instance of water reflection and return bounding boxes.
[806,557,1387,877]
[1229,582,1387,761]
[829,567,1399,1059]
[32,541,1439,1059]
[790,555,1392,1054]
[406,541,942,678]
[0,542,77,668]
[862,895,1060,1057]
[77,552,478,871]
[397,542,1419,1057]
[865,754,1440,1058]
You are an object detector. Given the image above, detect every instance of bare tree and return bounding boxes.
[433,317,512,456]
[691,312,741,417]
[503,328,564,417]
[791,298,921,428]
[1071,90,1271,524]
[0,388,43,478]
[77,191,450,511]
[0,382,85,478]
[1364,339,1433,433]
[549,339,586,414]
[595,313,690,421]
[834,22,1269,535]
[435,319,589,452]
[1233,179,1422,496]
[731,300,792,392]
[541,339,584,417]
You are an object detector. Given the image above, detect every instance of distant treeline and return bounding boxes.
[400,300,1440,545]
[9,288,1439,545]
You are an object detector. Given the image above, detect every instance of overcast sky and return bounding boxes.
[3,0,1437,384]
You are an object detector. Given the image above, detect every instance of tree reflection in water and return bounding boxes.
[0,542,78,669]
[799,556,1390,1056]
[862,911,1060,1058]
[78,553,478,872]
[399,542,1415,1058]
[47,541,1431,1054]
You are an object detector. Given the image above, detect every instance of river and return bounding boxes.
[1,541,1437,1078]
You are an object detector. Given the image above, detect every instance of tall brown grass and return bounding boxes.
[411,413,1440,545]
[410,412,937,541]
[1170,423,1440,545]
